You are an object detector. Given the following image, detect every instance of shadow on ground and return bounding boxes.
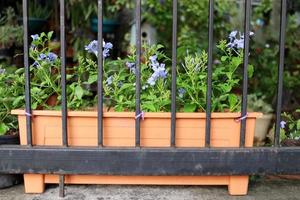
[0,178,299,200]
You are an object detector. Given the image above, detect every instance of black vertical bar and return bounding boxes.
[97,0,103,147]
[59,175,65,197]
[60,0,68,147]
[23,0,32,146]
[171,0,178,147]
[205,0,214,148]
[240,0,251,147]
[135,0,141,147]
[274,0,287,147]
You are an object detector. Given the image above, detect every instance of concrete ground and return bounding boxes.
[0,178,299,200]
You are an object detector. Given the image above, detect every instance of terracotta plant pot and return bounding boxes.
[253,114,273,146]
[12,110,261,195]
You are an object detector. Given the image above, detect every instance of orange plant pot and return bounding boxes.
[12,110,261,195]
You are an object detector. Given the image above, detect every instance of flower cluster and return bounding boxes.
[126,62,136,74]
[33,52,58,67]
[146,55,167,86]
[227,30,254,49]
[85,40,113,58]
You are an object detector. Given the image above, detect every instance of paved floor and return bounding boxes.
[0,178,299,200]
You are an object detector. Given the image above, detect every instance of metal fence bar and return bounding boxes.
[97,0,104,147]
[239,0,251,147]
[135,0,141,147]
[205,0,214,148]
[60,0,68,147]
[22,0,32,146]
[171,0,178,147]
[274,0,287,147]
[59,175,65,197]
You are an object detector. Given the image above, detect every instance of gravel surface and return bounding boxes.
[0,178,299,200]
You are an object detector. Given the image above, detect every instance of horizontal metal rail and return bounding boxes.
[0,146,299,175]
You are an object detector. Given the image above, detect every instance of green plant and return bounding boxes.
[142,0,238,59]
[250,1,300,107]
[17,0,53,19]
[279,110,300,141]
[247,93,273,114]
[0,66,24,135]
[0,7,23,48]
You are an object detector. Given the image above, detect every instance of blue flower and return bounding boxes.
[229,30,238,39]
[103,41,113,58]
[147,76,156,86]
[47,52,58,62]
[280,121,286,129]
[178,88,186,98]
[104,42,113,49]
[149,55,160,70]
[85,40,113,58]
[85,40,98,56]
[103,49,110,58]
[32,61,40,68]
[38,53,47,60]
[146,55,168,86]
[31,34,39,41]
[227,31,254,50]
[126,62,135,69]
[149,55,158,63]
[147,62,167,86]
[0,68,6,74]
[106,76,113,86]
[126,62,136,74]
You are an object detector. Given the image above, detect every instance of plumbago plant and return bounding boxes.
[84,30,254,112]
[0,30,254,135]
[85,42,170,112]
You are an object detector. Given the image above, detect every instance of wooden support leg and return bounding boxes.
[23,174,45,194]
[228,176,249,195]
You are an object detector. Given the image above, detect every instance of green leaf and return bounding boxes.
[47,31,54,40]
[40,32,46,38]
[0,123,9,136]
[183,104,197,112]
[13,96,24,107]
[31,102,38,109]
[75,85,84,99]
[143,103,156,112]
[221,56,227,62]
[231,57,242,67]
[228,94,238,111]
[87,74,98,84]
[248,64,254,78]
[297,120,300,130]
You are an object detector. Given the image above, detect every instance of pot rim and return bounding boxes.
[12,109,262,119]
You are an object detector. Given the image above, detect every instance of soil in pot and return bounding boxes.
[0,130,22,189]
